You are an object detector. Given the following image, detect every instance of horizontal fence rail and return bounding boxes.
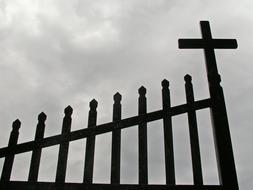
[0,181,223,190]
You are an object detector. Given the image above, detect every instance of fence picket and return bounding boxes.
[110,92,122,184]
[138,86,148,184]
[162,79,175,185]
[1,119,21,181]
[83,99,98,184]
[28,112,47,182]
[184,75,203,185]
[55,106,73,183]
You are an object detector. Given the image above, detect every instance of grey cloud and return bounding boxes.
[0,0,252,189]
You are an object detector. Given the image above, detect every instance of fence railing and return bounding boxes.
[0,21,239,190]
[0,76,214,189]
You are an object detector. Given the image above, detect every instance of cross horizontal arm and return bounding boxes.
[178,39,237,49]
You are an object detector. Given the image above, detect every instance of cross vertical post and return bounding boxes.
[179,21,238,190]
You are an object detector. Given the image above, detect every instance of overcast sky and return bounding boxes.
[0,0,252,189]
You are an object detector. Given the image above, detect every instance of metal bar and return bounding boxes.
[83,100,98,184]
[178,39,237,49]
[110,93,122,184]
[55,106,73,183]
[162,80,175,185]
[0,120,21,181]
[184,75,203,185]
[138,86,148,184]
[28,113,47,182]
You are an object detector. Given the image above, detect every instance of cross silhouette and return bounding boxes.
[179,21,239,189]
[178,21,237,80]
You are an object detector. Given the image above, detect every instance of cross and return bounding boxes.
[179,21,239,189]
[178,21,237,82]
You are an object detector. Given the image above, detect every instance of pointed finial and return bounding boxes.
[114,92,122,102]
[38,112,47,122]
[138,86,146,95]
[64,105,73,116]
[162,79,170,88]
[184,74,192,83]
[12,119,21,131]
[90,99,98,109]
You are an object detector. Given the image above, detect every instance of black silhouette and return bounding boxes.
[179,21,238,190]
[0,21,238,190]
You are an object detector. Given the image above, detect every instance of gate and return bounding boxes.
[0,21,239,190]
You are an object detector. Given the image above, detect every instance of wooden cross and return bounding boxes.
[178,21,237,80]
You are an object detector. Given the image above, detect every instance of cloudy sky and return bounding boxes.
[0,0,252,189]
